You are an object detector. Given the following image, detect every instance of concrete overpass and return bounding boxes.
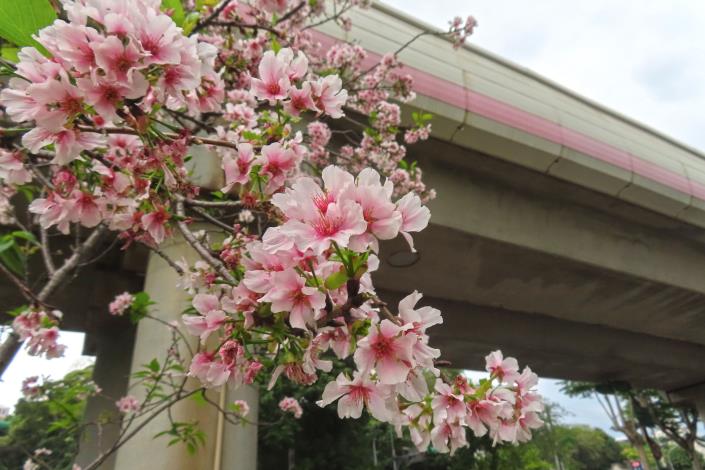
[313,4,705,404]
[4,2,705,468]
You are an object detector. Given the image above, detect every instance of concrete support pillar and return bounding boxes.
[220,386,259,470]
[75,324,135,470]
[111,236,258,470]
[694,396,705,423]
[669,383,705,422]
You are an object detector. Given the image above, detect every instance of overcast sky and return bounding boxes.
[383,0,705,152]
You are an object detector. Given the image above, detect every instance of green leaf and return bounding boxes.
[0,0,57,53]
[0,237,14,253]
[147,358,160,373]
[196,0,219,9]
[324,270,348,290]
[1,45,18,62]
[182,11,200,35]
[10,230,37,244]
[190,390,207,406]
[161,0,185,26]
[0,249,24,276]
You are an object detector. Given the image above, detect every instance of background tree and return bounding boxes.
[562,381,656,470]
[0,367,96,470]
[633,390,704,470]
[562,381,705,470]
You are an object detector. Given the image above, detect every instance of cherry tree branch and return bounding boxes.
[191,0,233,34]
[76,126,241,151]
[174,200,236,284]
[0,226,109,378]
[39,227,56,275]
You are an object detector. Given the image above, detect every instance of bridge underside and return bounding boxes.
[374,137,705,394]
[377,225,705,391]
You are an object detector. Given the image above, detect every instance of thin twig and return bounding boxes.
[183,198,243,208]
[191,0,234,34]
[188,205,236,233]
[175,200,236,284]
[143,243,185,275]
[39,227,56,275]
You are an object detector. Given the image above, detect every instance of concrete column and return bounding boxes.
[694,396,705,423]
[112,235,259,470]
[113,237,218,470]
[75,324,135,470]
[669,384,705,422]
[220,386,259,469]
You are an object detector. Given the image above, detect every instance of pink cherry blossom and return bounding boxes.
[29,78,84,130]
[317,372,390,420]
[29,193,73,234]
[76,72,149,122]
[68,190,102,228]
[140,206,170,244]
[260,269,325,330]
[222,143,255,192]
[431,379,466,424]
[0,150,32,184]
[284,82,315,116]
[257,142,300,193]
[430,419,467,455]
[232,399,250,417]
[311,75,348,118]
[250,50,291,102]
[182,293,228,342]
[134,9,181,65]
[398,291,443,333]
[109,292,134,316]
[36,21,101,73]
[116,395,140,414]
[278,396,303,419]
[485,350,520,383]
[22,128,103,165]
[92,36,143,82]
[354,319,416,385]
[188,352,230,388]
[395,192,431,252]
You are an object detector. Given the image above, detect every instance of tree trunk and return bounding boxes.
[636,444,653,470]
[691,444,702,470]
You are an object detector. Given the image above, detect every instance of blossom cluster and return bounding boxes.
[109,292,135,316]
[179,165,542,449]
[2,0,222,164]
[278,396,303,419]
[0,0,541,458]
[12,308,66,358]
[116,395,140,414]
[0,0,222,244]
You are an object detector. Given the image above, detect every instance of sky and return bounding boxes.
[382,0,705,152]
[0,330,94,413]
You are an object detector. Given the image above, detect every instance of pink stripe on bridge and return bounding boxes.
[314,31,705,201]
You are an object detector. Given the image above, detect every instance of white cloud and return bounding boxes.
[0,330,94,410]
[382,0,705,150]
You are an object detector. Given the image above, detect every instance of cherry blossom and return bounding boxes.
[278,396,304,419]
[116,395,140,414]
[318,372,390,421]
[353,319,416,385]
[109,292,134,316]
